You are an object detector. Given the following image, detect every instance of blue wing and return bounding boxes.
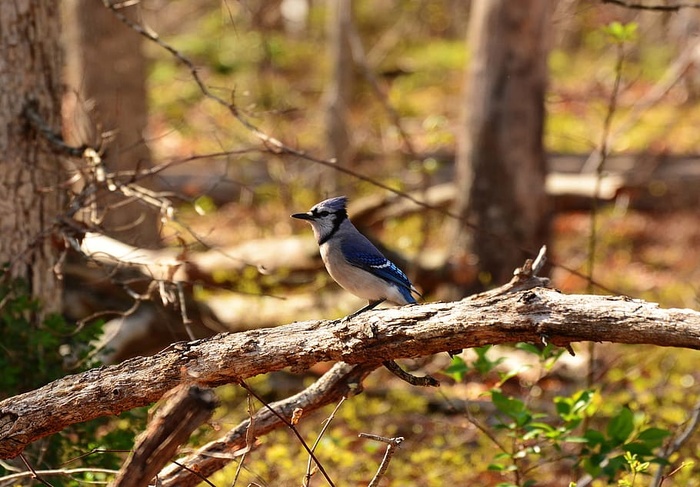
[340,241,417,303]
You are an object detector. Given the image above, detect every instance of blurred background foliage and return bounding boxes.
[2,0,700,485]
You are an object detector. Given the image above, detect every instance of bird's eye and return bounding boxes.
[316,210,329,217]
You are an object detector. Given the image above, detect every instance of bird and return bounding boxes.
[292,196,420,317]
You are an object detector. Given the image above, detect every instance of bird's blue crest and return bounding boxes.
[313,196,348,212]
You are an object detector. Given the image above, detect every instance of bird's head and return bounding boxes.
[292,196,348,244]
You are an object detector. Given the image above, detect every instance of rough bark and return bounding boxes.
[2,279,700,459]
[451,0,552,290]
[0,0,64,314]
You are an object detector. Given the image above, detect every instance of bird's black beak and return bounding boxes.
[291,212,314,221]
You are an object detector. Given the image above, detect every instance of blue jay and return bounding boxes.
[292,196,420,316]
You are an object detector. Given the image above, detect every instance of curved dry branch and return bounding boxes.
[1,278,699,459]
[158,362,376,486]
[111,385,217,487]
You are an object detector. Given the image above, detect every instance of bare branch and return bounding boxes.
[382,360,440,387]
[0,467,119,485]
[110,385,217,487]
[602,0,700,11]
[238,380,336,487]
[651,398,700,486]
[22,100,87,157]
[158,362,375,486]
[1,279,700,459]
[303,397,346,487]
[347,19,417,157]
[358,433,404,487]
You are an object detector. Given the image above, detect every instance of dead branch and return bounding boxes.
[110,385,217,487]
[381,359,440,387]
[359,433,404,487]
[2,272,700,459]
[158,362,376,486]
[602,0,700,11]
[302,397,346,487]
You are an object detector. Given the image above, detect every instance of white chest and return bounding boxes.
[319,242,409,305]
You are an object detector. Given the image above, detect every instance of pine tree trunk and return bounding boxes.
[0,1,64,315]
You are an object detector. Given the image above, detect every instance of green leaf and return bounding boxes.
[515,342,541,355]
[602,454,628,478]
[637,427,671,447]
[584,429,606,447]
[603,21,638,43]
[562,435,589,444]
[472,345,505,374]
[491,390,531,427]
[607,407,634,444]
[497,365,529,386]
[623,441,653,457]
[492,452,512,462]
[555,389,594,422]
[193,195,217,215]
[444,355,469,382]
[528,422,555,433]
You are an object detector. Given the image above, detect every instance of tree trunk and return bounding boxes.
[62,0,160,248]
[0,0,64,315]
[322,0,354,192]
[450,0,551,293]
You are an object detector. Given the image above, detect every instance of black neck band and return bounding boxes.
[318,210,347,245]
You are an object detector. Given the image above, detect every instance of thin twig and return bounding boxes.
[231,394,256,486]
[358,433,404,487]
[22,101,88,157]
[437,390,509,455]
[0,467,119,485]
[347,18,418,157]
[651,399,700,486]
[157,363,376,485]
[602,0,700,11]
[382,360,440,387]
[582,37,700,173]
[238,381,336,487]
[111,385,218,487]
[18,454,53,486]
[303,397,347,486]
[581,30,627,479]
[168,461,217,487]
[587,36,625,294]
[531,245,547,276]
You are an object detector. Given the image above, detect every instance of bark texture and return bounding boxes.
[451,0,552,289]
[0,1,63,313]
[1,283,699,459]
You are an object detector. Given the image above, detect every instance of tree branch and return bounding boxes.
[602,0,700,11]
[158,362,376,486]
[1,278,700,459]
[110,385,217,487]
